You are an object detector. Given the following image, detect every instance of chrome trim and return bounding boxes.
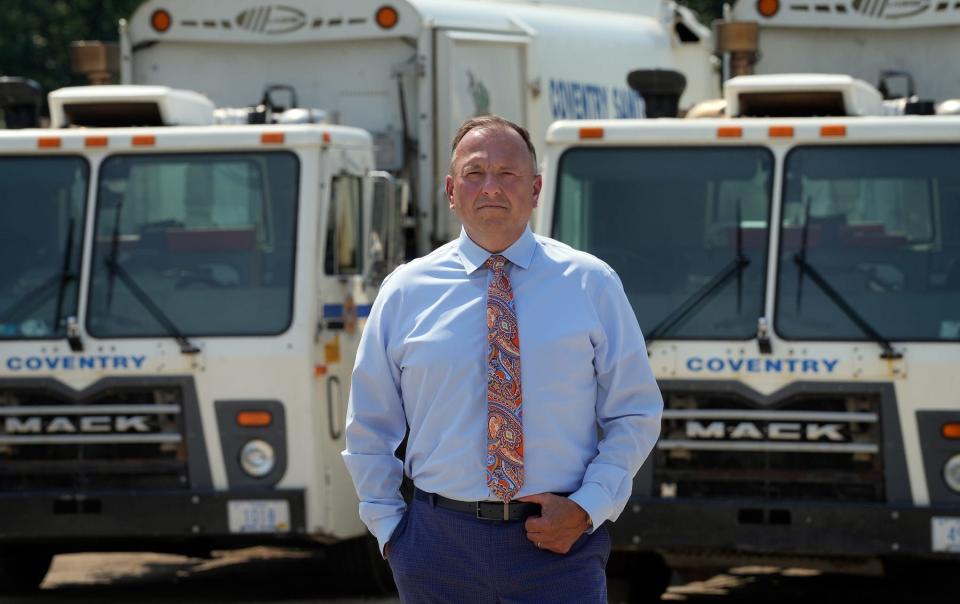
[0,433,182,445]
[0,405,180,416]
[662,410,877,422]
[657,440,878,454]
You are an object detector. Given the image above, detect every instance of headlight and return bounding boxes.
[239,439,276,478]
[943,454,960,493]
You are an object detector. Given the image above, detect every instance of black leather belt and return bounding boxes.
[414,488,542,521]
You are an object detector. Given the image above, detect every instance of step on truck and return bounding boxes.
[119,0,717,258]
[0,85,397,592]
[537,74,960,601]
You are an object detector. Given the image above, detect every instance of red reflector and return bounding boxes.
[820,125,846,138]
[375,6,399,29]
[85,136,108,147]
[261,132,285,144]
[37,137,61,149]
[717,127,742,138]
[132,135,156,146]
[578,127,604,140]
[151,9,172,33]
[944,423,960,439]
[237,411,273,427]
[768,126,794,138]
[322,132,332,144]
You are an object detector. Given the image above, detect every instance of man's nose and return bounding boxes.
[480,172,501,195]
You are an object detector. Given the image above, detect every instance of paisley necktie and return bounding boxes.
[485,254,524,502]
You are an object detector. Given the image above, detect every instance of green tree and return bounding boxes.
[683,0,728,26]
[0,0,144,94]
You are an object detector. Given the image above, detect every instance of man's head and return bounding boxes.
[445,115,542,253]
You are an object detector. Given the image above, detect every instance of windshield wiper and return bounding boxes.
[103,197,199,355]
[52,217,83,351]
[794,199,901,359]
[103,258,201,355]
[0,219,81,348]
[645,200,750,348]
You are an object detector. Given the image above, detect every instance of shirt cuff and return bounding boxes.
[568,482,613,534]
[370,510,405,557]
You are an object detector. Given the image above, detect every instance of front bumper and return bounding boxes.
[613,497,960,560]
[0,489,306,546]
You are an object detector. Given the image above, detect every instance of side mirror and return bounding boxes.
[367,170,398,285]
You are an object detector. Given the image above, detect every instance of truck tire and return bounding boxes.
[607,551,671,603]
[0,551,53,594]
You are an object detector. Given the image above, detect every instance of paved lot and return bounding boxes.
[3,547,954,603]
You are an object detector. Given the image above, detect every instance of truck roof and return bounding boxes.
[128,0,678,46]
[730,0,960,28]
[546,115,960,145]
[0,123,372,153]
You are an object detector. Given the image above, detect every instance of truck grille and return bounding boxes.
[655,391,883,502]
[0,385,187,491]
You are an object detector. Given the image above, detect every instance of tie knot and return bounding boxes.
[485,255,508,273]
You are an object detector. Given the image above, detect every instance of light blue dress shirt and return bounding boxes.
[342,226,663,552]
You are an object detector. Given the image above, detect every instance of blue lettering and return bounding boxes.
[764,359,782,372]
[747,359,759,372]
[79,357,95,369]
[44,357,59,370]
[63,356,74,370]
[785,358,799,372]
[6,357,20,370]
[686,357,703,372]
[728,358,744,372]
[25,357,42,370]
[131,355,146,369]
[802,359,818,373]
[98,356,110,369]
[822,359,838,373]
[706,358,724,372]
[114,356,128,369]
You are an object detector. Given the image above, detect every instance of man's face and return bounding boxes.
[445,126,542,252]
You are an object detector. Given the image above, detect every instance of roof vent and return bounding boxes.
[48,85,215,128]
[724,74,883,117]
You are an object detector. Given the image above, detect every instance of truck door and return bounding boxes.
[434,30,530,239]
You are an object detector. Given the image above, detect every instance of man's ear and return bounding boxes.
[445,174,455,210]
[532,174,543,208]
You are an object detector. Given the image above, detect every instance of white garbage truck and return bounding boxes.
[537,73,960,599]
[0,84,399,592]
[119,0,718,257]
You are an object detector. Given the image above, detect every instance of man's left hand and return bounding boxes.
[517,493,591,554]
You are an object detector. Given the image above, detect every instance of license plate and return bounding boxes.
[227,500,290,534]
[931,517,960,552]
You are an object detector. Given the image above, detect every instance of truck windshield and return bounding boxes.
[0,157,88,340]
[87,152,299,338]
[554,147,773,339]
[776,145,960,342]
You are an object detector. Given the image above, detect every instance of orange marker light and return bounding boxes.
[37,137,61,149]
[820,125,847,138]
[578,127,604,140]
[237,411,273,428]
[375,5,399,29]
[768,126,794,138]
[717,126,743,139]
[151,9,172,33]
[132,135,156,146]
[322,131,332,144]
[757,0,780,18]
[943,423,960,439]
[85,136,108,148]
[261,132,285,144]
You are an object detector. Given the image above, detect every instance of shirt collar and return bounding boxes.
[457,225,537,275]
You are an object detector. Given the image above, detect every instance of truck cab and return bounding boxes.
[0,85,392,592]
[537,74,960,599]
